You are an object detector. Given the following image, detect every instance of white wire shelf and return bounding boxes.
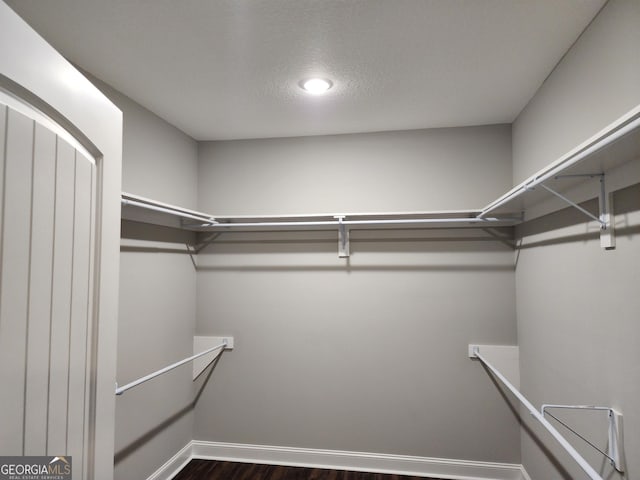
[121,106,640,245]
[480,107,640,221]
[121,195,520,232]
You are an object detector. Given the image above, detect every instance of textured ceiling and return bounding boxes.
[7,0,605,141]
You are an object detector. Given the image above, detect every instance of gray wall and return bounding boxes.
[512,0,640,478]
[514,190,640,480]
[91,78,200,480]
[198,126,512,215]
[194,126,522,463]
[512,0,640,185]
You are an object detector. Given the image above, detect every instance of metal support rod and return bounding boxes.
[115,341,227,395]
[541,404,612,413]
[538,184,605,227]
[200,216,520,230]
[473,350,603,480]
[478,113,640,218]
[122,198,216,224]
[554,174,602,179]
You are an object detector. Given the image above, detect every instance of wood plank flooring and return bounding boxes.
[173,460,443,479]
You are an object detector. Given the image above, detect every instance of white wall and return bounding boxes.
[90,78,200,480]
[194,126,522,464]
[512,0,640,478]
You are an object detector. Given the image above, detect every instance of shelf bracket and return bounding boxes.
[335,215,350,258]
[541,404,625,473]
[541,174,615,249]
[195,232,222,254]
[193,336,234,380]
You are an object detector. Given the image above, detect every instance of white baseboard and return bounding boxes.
[146,442,192,480]
[187,440,530,480]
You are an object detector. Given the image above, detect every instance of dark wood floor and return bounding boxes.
[173,460,443,480]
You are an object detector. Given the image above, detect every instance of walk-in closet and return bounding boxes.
[1,1,638,479]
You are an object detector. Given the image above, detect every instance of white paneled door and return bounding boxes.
[0,100,97,475]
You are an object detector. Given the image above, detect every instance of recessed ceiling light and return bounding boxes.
[300,78,333,95]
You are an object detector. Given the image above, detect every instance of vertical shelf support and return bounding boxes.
[598,175,615,249]
[335,215,350,257]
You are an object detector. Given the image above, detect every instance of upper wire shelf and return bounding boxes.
[122,106,640,243]
[121,194,520,232]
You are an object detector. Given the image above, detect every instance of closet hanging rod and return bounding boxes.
[200,216,520,230]
[115,340,227,396]
[472,348,603,480]
[478,112,640,218]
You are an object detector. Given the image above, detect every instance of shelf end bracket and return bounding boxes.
[541,404,625,473]
[540,175,615,250]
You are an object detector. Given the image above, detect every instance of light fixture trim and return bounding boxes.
[300,77,333,95]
